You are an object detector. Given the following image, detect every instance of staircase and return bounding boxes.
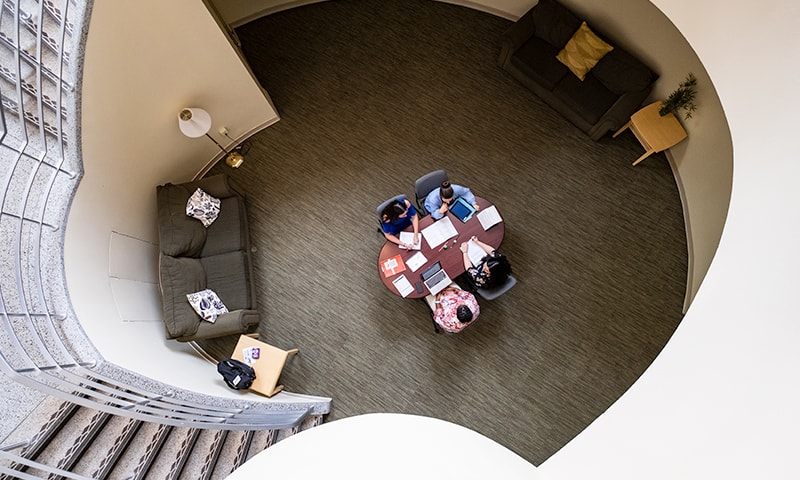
[0,394,323,480]
[0,2,332,478]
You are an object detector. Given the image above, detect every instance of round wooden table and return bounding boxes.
[377,197,505,298]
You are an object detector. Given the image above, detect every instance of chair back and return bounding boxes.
[476,274,517,300]
[376,194,408,225]
[414,169,448,215]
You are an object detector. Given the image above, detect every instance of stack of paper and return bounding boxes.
[467,240,487,266]
[399,231,421,250]
[421,217,458,248]
[477,205,503,230]
[392,274,414,297]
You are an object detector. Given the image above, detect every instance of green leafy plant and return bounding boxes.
[660,73,698,119]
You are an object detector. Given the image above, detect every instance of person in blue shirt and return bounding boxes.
[381,198,419,249]
[424,180,480,220]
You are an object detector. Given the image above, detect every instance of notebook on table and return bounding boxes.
[449,197,476,222]
[421,261,452,296]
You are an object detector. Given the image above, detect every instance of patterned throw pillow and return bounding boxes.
[556,21,614,81]
[186,188,221,227]
[186,289,229,323]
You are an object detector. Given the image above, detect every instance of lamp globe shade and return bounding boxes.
[178,108,212,138]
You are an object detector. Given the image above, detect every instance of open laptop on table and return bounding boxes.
[421,261,452,296]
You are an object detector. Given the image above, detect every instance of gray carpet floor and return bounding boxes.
[201,0,687,465]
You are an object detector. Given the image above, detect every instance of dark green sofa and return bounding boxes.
[498,0,658,140]
[156,174,259,342]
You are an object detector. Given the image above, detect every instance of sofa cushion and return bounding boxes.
[157,184,207,257]
[512,36,569,90]
[592,48,656,94]
[186,188,221,227]
[202,251,251,311]
[186,288,229,322]
[532,0,582,48]
[556,22,614,81]
[553,73,618,125]
[201,196,246,257]
[159,254,206,338]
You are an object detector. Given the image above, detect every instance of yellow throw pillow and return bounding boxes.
[556,22,614,81]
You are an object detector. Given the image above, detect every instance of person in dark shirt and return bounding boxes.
[381,198,419,249]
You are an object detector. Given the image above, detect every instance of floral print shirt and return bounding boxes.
[433,288,480,333]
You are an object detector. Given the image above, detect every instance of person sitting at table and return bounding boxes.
[426,285,480,334]
[381,198,420,249]
[460,236,511,289]
[424,180,480,220]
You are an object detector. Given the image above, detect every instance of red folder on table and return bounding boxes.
[381,255,406,277]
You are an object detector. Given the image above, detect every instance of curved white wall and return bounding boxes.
[540,0,800,478]
[66,0,279,397]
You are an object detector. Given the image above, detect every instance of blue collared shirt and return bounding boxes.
[424,184,477,220]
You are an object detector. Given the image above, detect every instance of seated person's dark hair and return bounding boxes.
[382,200,407,222]
[483,255,512,289]
[456,305,473,324]
[440,181,454,200]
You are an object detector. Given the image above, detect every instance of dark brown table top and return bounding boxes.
[377,197,505,298]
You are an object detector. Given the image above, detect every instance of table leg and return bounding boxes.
[632,149,655,166]
[613,121,631,138]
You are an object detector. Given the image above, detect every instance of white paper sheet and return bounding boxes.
[477,205,502,230]
[467,240,488,266]
[406,251,428,272]
[421,216,458,248]
[392,274,415,297]
[399,231,421,250]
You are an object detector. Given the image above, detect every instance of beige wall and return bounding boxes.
[65,0,278,394]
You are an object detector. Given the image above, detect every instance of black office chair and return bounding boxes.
[376,194,408,237]
[414,169,448,216]
[476,274,517,300]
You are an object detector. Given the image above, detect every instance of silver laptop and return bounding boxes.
[421,261,452,296]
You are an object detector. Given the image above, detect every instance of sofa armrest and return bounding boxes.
[588,87,653,140]
[175,309,260,342]
[186,174,243,200]
[498,7,538,67]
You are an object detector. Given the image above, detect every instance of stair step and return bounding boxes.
[144,427,198,480]
[1,401,324,480]
[176,429,227,480]
[72,415,143,480]
[106,421,170,480]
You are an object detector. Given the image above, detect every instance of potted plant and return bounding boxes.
[660,73,698,119]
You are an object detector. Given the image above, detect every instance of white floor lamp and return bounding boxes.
[178,107,244,168]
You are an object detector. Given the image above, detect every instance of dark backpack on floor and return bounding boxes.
[217,358,256,390]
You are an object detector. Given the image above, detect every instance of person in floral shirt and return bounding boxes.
[431,286,480,333]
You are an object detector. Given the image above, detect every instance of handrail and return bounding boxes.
[0,0,326,434]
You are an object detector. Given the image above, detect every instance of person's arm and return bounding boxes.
[470,236,496,256]
[425,191,444,220]
[411,212,420,244]
[460,242,475,269]
[383,231,412,249]
[455,185,479,210]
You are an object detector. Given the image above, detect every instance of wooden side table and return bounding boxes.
[613,101,688,166]
[231,335,299,397]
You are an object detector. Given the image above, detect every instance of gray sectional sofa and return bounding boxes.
[498,0,658,140]
[156,174,260,342]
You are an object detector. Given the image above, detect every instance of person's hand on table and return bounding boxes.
[413,233,419,245]
[460,242,469,253]
[473,203,481,211]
